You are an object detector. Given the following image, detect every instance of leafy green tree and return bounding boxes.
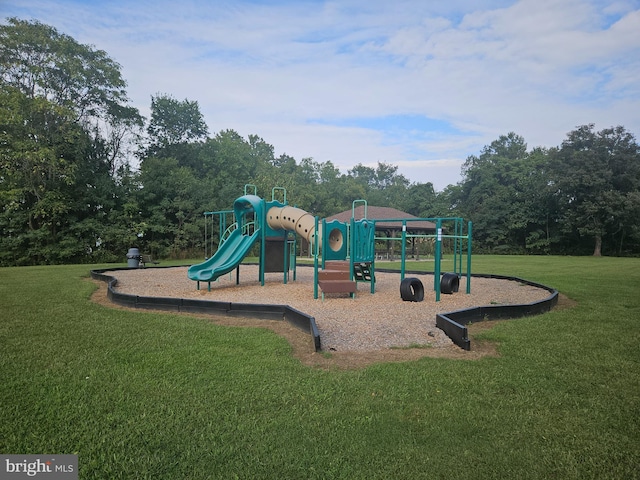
[550,124,640,255]
[0,18,142,264]
[346,161,410,209]
[371,163,410,208]
[146,93,208,159]
[99,104,145,177]
[515,147,557,253]
[249,134,275,167]
[135,157,205,257]
[0,18,138,128]
[457,132,543,253]
[0,18,138,131]
[348,163,377,190]
[301,159,345,217]
[0,87,79,264]
[402,182,440,217]
[271,153,298,173]
[134,93,212,255]
[204,129,260,202]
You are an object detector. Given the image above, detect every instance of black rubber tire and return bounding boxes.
[400,277,424,302]
[440,272,460,294]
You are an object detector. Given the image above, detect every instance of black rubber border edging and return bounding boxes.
[91,268,321,352]
[376,269,559,351]
[434,273,558,350]
[93,267,558,353]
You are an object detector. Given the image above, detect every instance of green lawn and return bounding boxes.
[1,256,639,479]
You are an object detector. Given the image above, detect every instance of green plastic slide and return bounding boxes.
[188,228,260,283]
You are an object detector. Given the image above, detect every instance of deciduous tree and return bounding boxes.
[550,124,640,255]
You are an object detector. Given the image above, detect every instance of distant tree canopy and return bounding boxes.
[1,18,639,265]
[550,125,640,256]
[0,18,143,264]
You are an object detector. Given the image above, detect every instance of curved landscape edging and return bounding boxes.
[91,268,558,353]
[434,273,558,350]
[90,268,321,351]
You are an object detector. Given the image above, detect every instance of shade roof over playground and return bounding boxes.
[325,206,437,232]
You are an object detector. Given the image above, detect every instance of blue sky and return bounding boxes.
[2,0,639,190]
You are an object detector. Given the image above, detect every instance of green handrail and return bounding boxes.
[271,187,287,204]
[220,223,238,245]
[220,220,258,246]
[352,199,367,219]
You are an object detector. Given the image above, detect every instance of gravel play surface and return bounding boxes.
[107,265,553,352]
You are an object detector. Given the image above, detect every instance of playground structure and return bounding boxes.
[188,186,473,301]
[96,193,561,352]
[369,211,473,301]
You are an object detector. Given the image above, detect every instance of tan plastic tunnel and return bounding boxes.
[266,205,344,253]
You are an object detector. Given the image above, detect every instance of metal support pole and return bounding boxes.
[259,199,266,286]
[434,219,442,302]
[204,213,208,259]
[350,217,355,280]
[400,221,407,280]
[313,216,319,299]
[292,233,297,281]
[467,221,472,294]
[370,253,376,294]
[453,219,459,273]
[322,218,327,270]
[283,235,288,284]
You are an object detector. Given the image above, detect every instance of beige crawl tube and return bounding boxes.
[266,206,344,252]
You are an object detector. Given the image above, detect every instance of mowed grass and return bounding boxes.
[1,257,639,479]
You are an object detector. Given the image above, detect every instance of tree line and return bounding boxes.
[1,18,639,266]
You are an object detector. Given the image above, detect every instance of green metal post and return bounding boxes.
[321,219,327,270]
[219,212,225,243]
[453,218,459,274]
[203,212,208,259]
[260,198,266,286]
[370,253,376,294]
[292,232,297,281]
[467,221,472,294]
[350,217,355,280]
[400,221,407,280]
[283,234,288,285]
[434,218,442,302]
[313,216,319,299]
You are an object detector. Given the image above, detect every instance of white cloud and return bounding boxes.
[3,0,639,192]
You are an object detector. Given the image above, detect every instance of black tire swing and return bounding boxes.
[400,277,424,302]
[440,272,460,294]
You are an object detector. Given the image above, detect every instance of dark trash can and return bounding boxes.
[127,248,140,268]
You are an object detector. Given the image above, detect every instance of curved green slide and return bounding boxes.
[187,228,260,285]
